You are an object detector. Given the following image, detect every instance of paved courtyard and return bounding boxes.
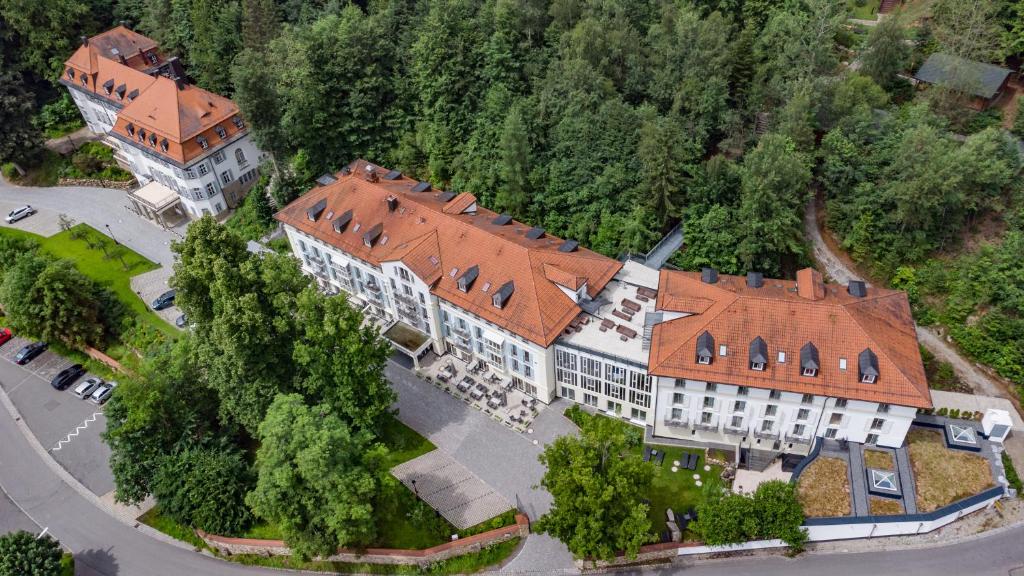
[392,450,512,529]
[130,267,182,327]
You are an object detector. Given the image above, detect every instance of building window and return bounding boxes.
[750,361,765,371]
[835,398,848,409]
[737,386,748,396]
[801,394,814,404]
[221,170,234,185]
[213,151,226,164]
[871,418,885,431]
[631,408,646,421]
[672,392,685,405]
[214,202,223,213]
[733,400,746,412]
[485,339,503,367]
[184,168,196,179]
[703,396,714,408]
[769,390,781,400]
[878,403,890,414]
[765,405,778,417]
[802,367,817,377]
[674,378,686,388]
[583,393,598,407]
[670,407,683,421]
[829,413,842,426]
[797,408,810,420]
[607,401,622,414]
[730,415,743,428]
[205,182,216,198]
[861,373,876,384]
[235,148,247,166]
[706,382,717,393]
[825,428,838,439]
[792,423,806,437]
[697,354,710,365]
[866,433,879,445]
[560,386,575,400]
[700,411,713,424]
[197,163,209,176]
[760,419,773,432]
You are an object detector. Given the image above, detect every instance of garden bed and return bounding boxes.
[869,497,903,515]
[863,449,894,470]
[797,457,851,517]
[907,428,994,513]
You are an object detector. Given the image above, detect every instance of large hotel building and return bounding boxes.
[276,159,932,469]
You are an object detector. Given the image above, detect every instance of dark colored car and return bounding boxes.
[174,313,188,329]
[0,327,11,347]
[51,364,86,390]
[151,289,176,311]
[14,341,47,365]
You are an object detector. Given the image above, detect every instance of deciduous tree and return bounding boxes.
[0,530,63,576]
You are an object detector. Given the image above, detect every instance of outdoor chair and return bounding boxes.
[655,452,666,466]
[643,446,653,462]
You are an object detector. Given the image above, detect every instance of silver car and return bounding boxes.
[72,377,104,399]
[89,381,117,405]
[4,205,36,223]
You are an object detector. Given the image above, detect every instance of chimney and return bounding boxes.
[81,35,89,47]
[365,164,379,182]
[174,77,186,90]
[120,20,130,29]
[386,195,398,212]
[701,267,718,284]
[797,268,825,300]
[118,54,127,65]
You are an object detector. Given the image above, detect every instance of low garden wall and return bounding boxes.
[196,514,530,568]
[83,346,127,373]
[57,178,135,190]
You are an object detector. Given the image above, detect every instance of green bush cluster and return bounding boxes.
[1003,452,1023,494]
[61,142,133,181]
[33,93,84,139]
[692,480,807,550]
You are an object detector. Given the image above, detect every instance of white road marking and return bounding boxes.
[50,412,102,452]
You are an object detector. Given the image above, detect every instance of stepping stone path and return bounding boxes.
[671,466,678,472]
[693,473,700,480]
[673,460,681,467]
[704,465,711,471]
[695,480,702,487]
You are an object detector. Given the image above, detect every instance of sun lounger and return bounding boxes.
[655,451,665,466]
[643,446,652,462]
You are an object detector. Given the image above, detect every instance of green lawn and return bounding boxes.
[846,0,880,19]
[564,406,719,538]
[0,224,176,339]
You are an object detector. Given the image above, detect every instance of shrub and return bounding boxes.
[938,407,948,416]
[1003,452,1022,494]
[1012,98,1024,138]
[694,480,807,550]
[151,444,255,535]
[0,530,63,576]
[34,93,83,138]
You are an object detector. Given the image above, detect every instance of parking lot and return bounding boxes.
[0,336,115,497]
[0,200,62,237]
[130,267,182,328]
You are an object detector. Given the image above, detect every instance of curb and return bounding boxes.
[0,384,195,552]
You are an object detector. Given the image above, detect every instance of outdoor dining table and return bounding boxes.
[470,388,485,400]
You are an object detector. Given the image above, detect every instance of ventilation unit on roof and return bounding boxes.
[386,196,399,212]
[384,169,402,180]
[438,191,457,202]
[332,210,353,233]
[701,267,718,284]
[848,280,868,297]
[558,239,579,253]
[492,214,512,226]
[315,173,337,187]
[364,164,378,182]
[457,265,479,292]
[746,271,764,288]
[306,199,327,222]
[525,227,545,240]
[492,281,514,309]
[362,223,383,247]
[411,181,431,193]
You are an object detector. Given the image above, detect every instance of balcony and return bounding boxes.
[693,420,720,433]
[365,281,382,294]
[784,434,813,445]
[332,265,351,278]
[724,424,747,435]
[395,293,416,306]
[662,417,688,429]
[452,325,470,338]
[753,427,780,440]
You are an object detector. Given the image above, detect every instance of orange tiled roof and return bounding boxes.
[62,27,247,167]
[275,160,623,347]
[648,270,931,408]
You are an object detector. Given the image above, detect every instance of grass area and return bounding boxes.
[60,552,74,576]
[869,497,903,515]
[1003,452,1022,494]
[907,428,994,512]
[846,0,880,19]
[138,507,208,550]
[226,537,520,575]
[798,457,851,517]
[564,405,718,537]
[864,449,894,470]
[43,119,84,140]
[0,224,175,339]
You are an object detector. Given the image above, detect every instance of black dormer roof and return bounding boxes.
[457,265,479,292]
[800,342,819,371]
[493,280,514,309]
[525,227,545,240]
[749,336,768,364]
[115,83,126,98]
[701,267,718,284]
[492,214,512,225]
[859,349,879,380]
[558,239,579,253]
[362,223,383,247]
[102,78,115,93]
[848,280,868,297]
[315,173,337,186]
[746,271,764,288]
[438,191,457,202]
[411,181,431,193]
[127,88,139,101]
[696,330,714,359]
[306,198,327,222]
[383,169,402,180]
[332,210,353,233]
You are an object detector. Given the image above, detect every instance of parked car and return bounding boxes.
[72,377,104,399]
[0,327,11,347]
[151,289,176,311]
[14,341,47,365]
[4,205,36,224]
[51,364,86,390]
[174,313,188,328]
[89,381,117,405]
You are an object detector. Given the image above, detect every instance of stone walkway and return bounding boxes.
[392,450,512,530]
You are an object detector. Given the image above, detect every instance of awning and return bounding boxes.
[130,181,180,213]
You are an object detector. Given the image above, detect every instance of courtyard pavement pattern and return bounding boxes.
[392,450,512,529]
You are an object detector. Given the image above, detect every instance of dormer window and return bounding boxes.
[457,265,479,292]
[802,367,817,377]
[126,123,135,136]
[492,281,514,309]
[137,129,146,143]
[102,79,114,95]
[214,125,227,139]
[160,138,169,153]
[696,331,714,365]
[800,342,819,378]
[115,84,126,100]
[196,135,209,150]
[232,117,244,129]
[66,68,75,79]
[859,348,879,384]
[148,133,157,146]
[147,52,158,64]
[749,336,768,371]
[81,75,88,86]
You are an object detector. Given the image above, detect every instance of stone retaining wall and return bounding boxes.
[57,178,135,190]
[83,346,127,373]
[196,513,530,568]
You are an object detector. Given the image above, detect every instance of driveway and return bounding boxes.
[0,176,183,267]
[0,337,114,496]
